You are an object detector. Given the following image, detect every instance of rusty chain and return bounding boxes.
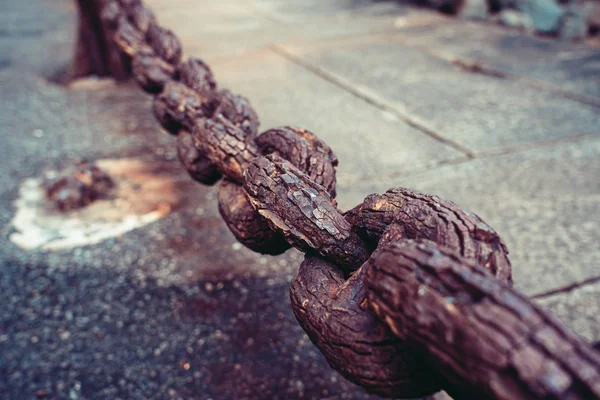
[88,0,600,398]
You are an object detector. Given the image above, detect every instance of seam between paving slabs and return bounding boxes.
[532,276,600,300]
[386,37,600,109]
[349,131,599,185]
[270,24,600,109]
[270,44,600,174]
[270,44,476,158]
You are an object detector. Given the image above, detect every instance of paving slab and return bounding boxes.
[337,136,600,298]
[536,282,600,343]
[250,0,408,20]
[209,48,464,184]
[146,0,430,60]
[280,37,600,153]
[385,20,600,100]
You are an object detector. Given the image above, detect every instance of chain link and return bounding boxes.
[344,188,512,282]
[290,254,445,398]
[87,1,600,398]
[255,127,338,197]
[244,154,370,271]
[176,130,222,185]
[218,178,291,255]
[366,240,600,399]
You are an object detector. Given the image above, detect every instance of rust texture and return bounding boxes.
[118,0,140,7]
[290,221,509,399]
[345,187,512,282]
[192,115,261,184]
[125,3,155,33]
[178,58,217,98]
[114,15,151,57]
[176,130,221,185]
[145,22,182,65]
[44,160,114,212]
[290,254,444,398]
[244,155,369,272]
[131,53,175,93]
[218,180,290,255]
[256,127,338,198]
[153,81,215,134]
[366,239,600,400]
[214,90,260,138]
[151,95,179,135]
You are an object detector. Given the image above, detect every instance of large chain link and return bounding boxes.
[88,0,600,398]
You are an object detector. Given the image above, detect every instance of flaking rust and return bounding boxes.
[114,16,151,57]
[345,187,512,282]
[214,90,260,138]
[256,127,338,197]
[132,52,175,93]
[244,155,368,272]
[366,239,600,400]
[145,22,182,65]
[193,115,260,184]
[176,130,222,185]
[178,58,217,99]
[125,3,155,34]
[44,160,114,212]
[290,220,508,399]
[153,81,215,134]
[218,180,290,255]
[290,254,444,398]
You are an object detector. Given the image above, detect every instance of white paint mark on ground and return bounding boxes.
[10,158,180,251]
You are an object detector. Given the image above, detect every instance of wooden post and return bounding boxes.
[71,0,131,80]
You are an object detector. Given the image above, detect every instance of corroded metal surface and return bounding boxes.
[44,160,114,211]
[244,155,369,272]
[345,187,512,282]
[256,126,337,197]
[218,179,290,255]
[366,240,600,400]
[290,255,444,398]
